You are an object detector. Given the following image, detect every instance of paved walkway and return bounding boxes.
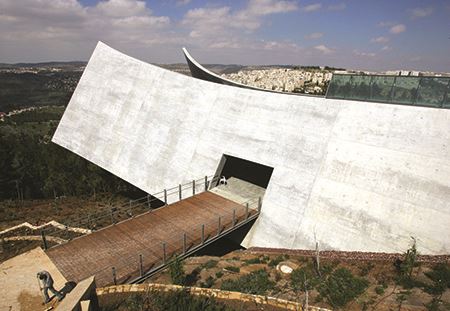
[0,247,67,311]
[46,191,251,287]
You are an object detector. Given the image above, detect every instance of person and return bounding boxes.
[37,270,64,304]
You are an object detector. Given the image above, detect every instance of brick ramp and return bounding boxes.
[46,192,249,287]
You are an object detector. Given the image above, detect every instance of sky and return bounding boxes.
[0,0,449,71]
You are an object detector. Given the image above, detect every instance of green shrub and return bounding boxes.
[202,260,218,270]
[359,262,375,276]
[244,257,262,265]
[291,266,320,291]
[318,268,369,308]
[225,266,240,273]
[397,238,419,278]
[169,257,185,285]
[375,285,385,295]
[134,289,234,311]
[425,297,443,311]
[423,263,450,295]
[200,276,215,288]
[221,269,275,295]
[215,271,224,278]
[268,255,284,267]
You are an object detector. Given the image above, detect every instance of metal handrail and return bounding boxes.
[84,195,262,286]
[39,175,219,248]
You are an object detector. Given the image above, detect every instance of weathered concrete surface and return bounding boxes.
[209,177,266,204]
[0,247,67,311]
[56,276,97,311]
[53,42,450,255]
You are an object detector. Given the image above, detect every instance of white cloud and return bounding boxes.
[181,0,298,48]
[328,3,346,11]
[247,0,298,15]
[389,24,406,34]
[370,36,389,44]
[176,0,191,6]
[0,0,175,62]
[378,21,395,27]
[305,32,323,39]
[409,7,433,19]
[353,50,376,57]
[381,46,391,51]
[302,3,322,12]
[314,44,334,54]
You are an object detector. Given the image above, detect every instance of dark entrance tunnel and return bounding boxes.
[214,154,274,189]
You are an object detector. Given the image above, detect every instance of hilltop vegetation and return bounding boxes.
[0,71,81,112]
[0,107,140,200]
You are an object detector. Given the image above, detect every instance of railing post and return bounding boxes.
[139,254,143,277]
[246,203,249,219]
[217,216,221,236]
[204,176,208,191]
[147,194,151,209]
[128,200,133,217]
[41,230,48,250]
[233,209,236,227]
[164,189,167,205]
[162,242,167,264]
[110,208,115,224]
[183,233,187,254]
[179,184,182,201]
[258,197,262,213]
[192,180,196,195]
[201,224,205,244]
[112,267,117,285]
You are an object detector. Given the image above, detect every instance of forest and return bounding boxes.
[0,106,140,200]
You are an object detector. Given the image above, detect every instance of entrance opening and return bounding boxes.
[209,154,273,205]
[214,154,274,189]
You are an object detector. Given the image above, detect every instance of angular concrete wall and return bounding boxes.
[53,42,450,255]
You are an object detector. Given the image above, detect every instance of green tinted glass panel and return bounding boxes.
[416,77,449,108]
[443,82,450,108]
[349,75,372,100]
[369,76,395,102]
[392,77,420,105]
[326,75,352,98]
[326,74,450,109]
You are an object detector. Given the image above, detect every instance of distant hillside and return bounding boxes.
[0,61,86,69]
[0,71,81,112]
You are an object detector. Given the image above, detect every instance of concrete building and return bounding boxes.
[53,42,450,255]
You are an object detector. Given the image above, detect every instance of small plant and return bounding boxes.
[268,255,284,267]
[169,257,185,285]
[359,262,375,276]
[425,297,443,311]
[202,260,218,269]
[318,268,369,308]
[215,271,224,278]
[200,276,215,288]
[423,263,450,295]
[221,269,275,295]
[244,257,262,265]
[375,285,385,295]
[225,266,240,273]
[398,237,419,278]
[291,266,320,291]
